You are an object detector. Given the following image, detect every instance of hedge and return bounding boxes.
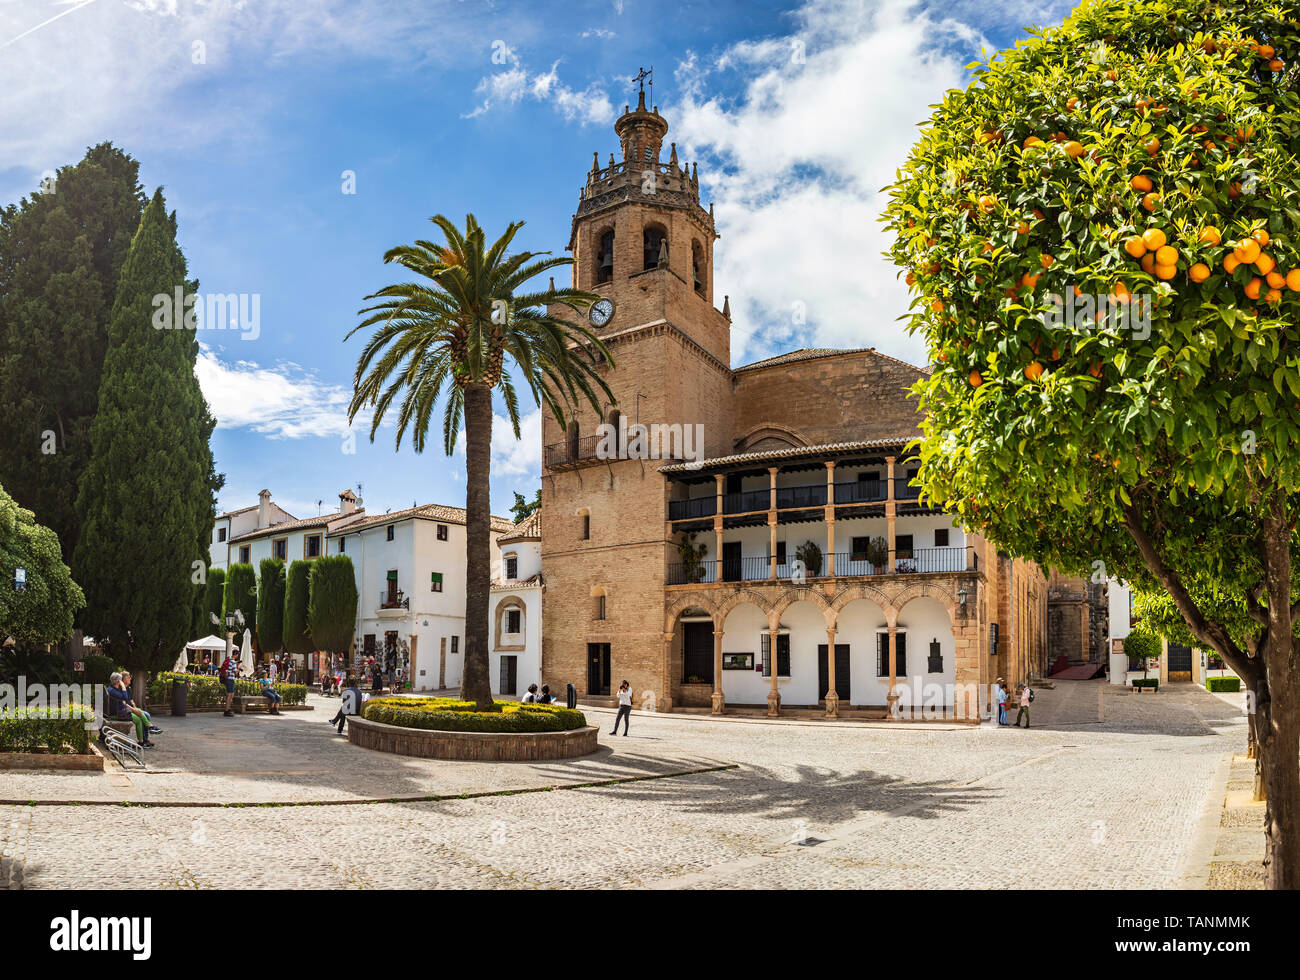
[0,706,94,754]
[1206,676,1242,693]
[362,697,587,733]
[147,672,307,708]
[1131,678,1159,691]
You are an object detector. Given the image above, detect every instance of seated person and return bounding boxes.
[256,673,283,714]
[119,671,162,736]
[105,673,154,748]
[535,684,554,704]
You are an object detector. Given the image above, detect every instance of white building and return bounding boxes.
[225,489,367,573]
[489,510,542,698]
[209,489,297,572]
[326,503,516,691]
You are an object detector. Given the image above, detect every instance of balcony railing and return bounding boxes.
[668,496,717,521]
[666,546,974,585]
[723,488,773,514]
[379,592,409,610]
[834,480,887,504]
[545,435,604,468]
[775,483,827,509]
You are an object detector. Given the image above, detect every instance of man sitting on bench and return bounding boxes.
[256,673,283,714]
[106,672,155,749]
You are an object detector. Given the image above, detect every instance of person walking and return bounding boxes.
[611,680,632,736]
[995,677,1008,726]
[220,651,238,716]
[329,676,361,735]
[1015,683,1032,729]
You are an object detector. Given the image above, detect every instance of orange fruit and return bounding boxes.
[969,370,983,388]
[1202,38,1217,53]
[1063,141,1085,159]
[1024,361,1044,381]
[1066,97,1079,110]
[1141,228,1167,251]
[1252,229,1271,246]
[1145,137,1161,155]
[1017,221,1031,235]
[1245,277,1263,299]
[1155,263,1177,280]
[1235,238,1262,264]
[1111,281,1131,303]
[1155,245,1178,266]
[1040,254,1055,269]
[930,298,945,313]
[1020,272,1040,289]
[1287,269,1300,291]
[1268,271,1286,289]
[1256,253,1277,276]
[1267,288,1283,303]
[1259,45,1276,59]
[1189,262,1211,282]
[979,195,997,213]
[905,271,916,286]
[1141,252,1156,274]
[1142,192,1161,211]
[1225,253,1241,273]
[1125,236,1147,258]
[1199,226,1222,246]
[1088,362,1103,378]
[1131,175,1153,192]
[1023,136,1043,148]
[1104,69,1118,81]
[1271,59,1285,72]
[1229,183,1243,199]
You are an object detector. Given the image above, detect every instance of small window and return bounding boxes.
[582,514,591,540]
[761,633,791,677]
[387,525,395,541]
[305,534,322,558]
[895,535,914,560]
[437,524,448,541]
[775,541,786,565]
[597,229,614,284]
[594,593,606,621]
[273,538,287,561]
[851,536,870,562]
[239,546,250,564]
[431,572,443,593]
[451,636,459,654]
[505,556,518,580]
[643,225,667,271]
[339,537,346,553]
[218,527,227,542]
[877,633,907,677]
[934,528,949,548]
[928,638,944,674]
[506,609,521,634]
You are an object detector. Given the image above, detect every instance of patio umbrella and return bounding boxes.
[239,629,254,676]
[173,647,189,672]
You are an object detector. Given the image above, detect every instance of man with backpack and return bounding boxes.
[1015,683,1033,729]
[220,652,238,717]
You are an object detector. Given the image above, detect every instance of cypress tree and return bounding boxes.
[257,558,285,653]
[0,144,147,558]
[283,560,313,657]
[204,566,226,630]
[307,555,357,658]
[223,562,258,643]
[73,189,214,695]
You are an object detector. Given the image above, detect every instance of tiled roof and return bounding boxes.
[657,437,918,474]
[733,346,929,376]
[328,502,515,536]
[229,510,367,543]
[498,509,541,542]
[491,572,543,591]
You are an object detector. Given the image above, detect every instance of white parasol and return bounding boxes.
[239,629,254,676]
[173,647,189,672]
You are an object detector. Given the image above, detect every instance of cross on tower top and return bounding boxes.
[633,65,653,105]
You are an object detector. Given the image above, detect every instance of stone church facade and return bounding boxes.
[540,91,1048,719]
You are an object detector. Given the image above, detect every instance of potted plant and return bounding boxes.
[795,540,823,578]
[676,532,709,584]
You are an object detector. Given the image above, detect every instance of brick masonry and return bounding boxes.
[346,716,599,761]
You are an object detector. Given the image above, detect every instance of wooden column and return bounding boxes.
[713,474,725,575]
[824,626,839,718]
[711,629,725,715]
[886,455,897,574]
[767,627,782,717]
[887,624,900,720]
[824,461,836,577]
[768,467,779,580]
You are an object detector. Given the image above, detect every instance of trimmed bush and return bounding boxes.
[76,654,117,688]
[362,697,586,733]
[1206,676,1241,693]
[0,705,93,754]
[1132,678,1159,691]
[147,672,307,708]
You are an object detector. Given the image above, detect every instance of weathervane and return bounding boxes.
[634,65,653,105]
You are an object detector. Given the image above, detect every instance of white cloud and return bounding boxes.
[666,0,1071,366]
[465,59,615,125]
[454,406,541,478]
[196,344,365,440]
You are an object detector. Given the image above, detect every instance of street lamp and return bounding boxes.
[957,587,968,618]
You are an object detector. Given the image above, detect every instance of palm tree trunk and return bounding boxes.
[461,382,495,709]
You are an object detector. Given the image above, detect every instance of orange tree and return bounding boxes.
[884,0,1300,887]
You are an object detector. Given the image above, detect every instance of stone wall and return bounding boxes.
[347,716,599,761]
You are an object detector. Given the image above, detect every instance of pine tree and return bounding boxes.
[257,558,285,654]
[0,144,147,559]
[73,189,214,697]
[283,560,313,657]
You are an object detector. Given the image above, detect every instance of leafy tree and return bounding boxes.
[510,489,541,524]
[223,563,257,644]
[204,566,226,631]
[1121,622,1160,677]
[307,555,357,657]
[884,0,1300,887]
[346,215,610,708]
[0,144,147,562]
[283,560,313,658]
[0,481,84,646]
[257,558,286,654]
[73,190,214,702]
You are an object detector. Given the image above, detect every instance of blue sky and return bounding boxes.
[0,0,1074,522]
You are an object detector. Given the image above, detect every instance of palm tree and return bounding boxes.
[346,214,613,708]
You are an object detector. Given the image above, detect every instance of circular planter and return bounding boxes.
[347,715,599,761]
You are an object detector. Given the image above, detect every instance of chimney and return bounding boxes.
[257,489,271,529]
[339,489,357,516]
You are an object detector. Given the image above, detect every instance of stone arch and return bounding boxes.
[772,586,833,627]
[715,588,775,625]
[691,238,706,295]
[643,221,669,271]
[830,582,895,618]
[733,422,812,453]
[593,224,615,285]
[664,595,718,633]
[493,595,526,651]
[895,581,962,625]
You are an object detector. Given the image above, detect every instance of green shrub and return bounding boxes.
[362,697,586,733]
[75,654,117,687]
[147,672,307,707]
[0,705,93,754]
[1131,678,1159,691]
[1206,676,1241,693]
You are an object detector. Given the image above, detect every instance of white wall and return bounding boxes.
[489,585,542,697]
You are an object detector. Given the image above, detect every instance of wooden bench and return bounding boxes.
[234,695,269,714]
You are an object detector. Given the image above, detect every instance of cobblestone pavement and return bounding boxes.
[0,680,1246,889]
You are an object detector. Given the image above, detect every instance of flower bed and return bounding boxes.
[0,705,94,755]
[147,672,307,708]
[362,697,586,733]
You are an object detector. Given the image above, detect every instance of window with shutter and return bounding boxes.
[928,638,943,674]
[431,572,443,593]
[761,633,790,676]
[877,633,908,676]
[934,528,949,547]
[505,556,517,580]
